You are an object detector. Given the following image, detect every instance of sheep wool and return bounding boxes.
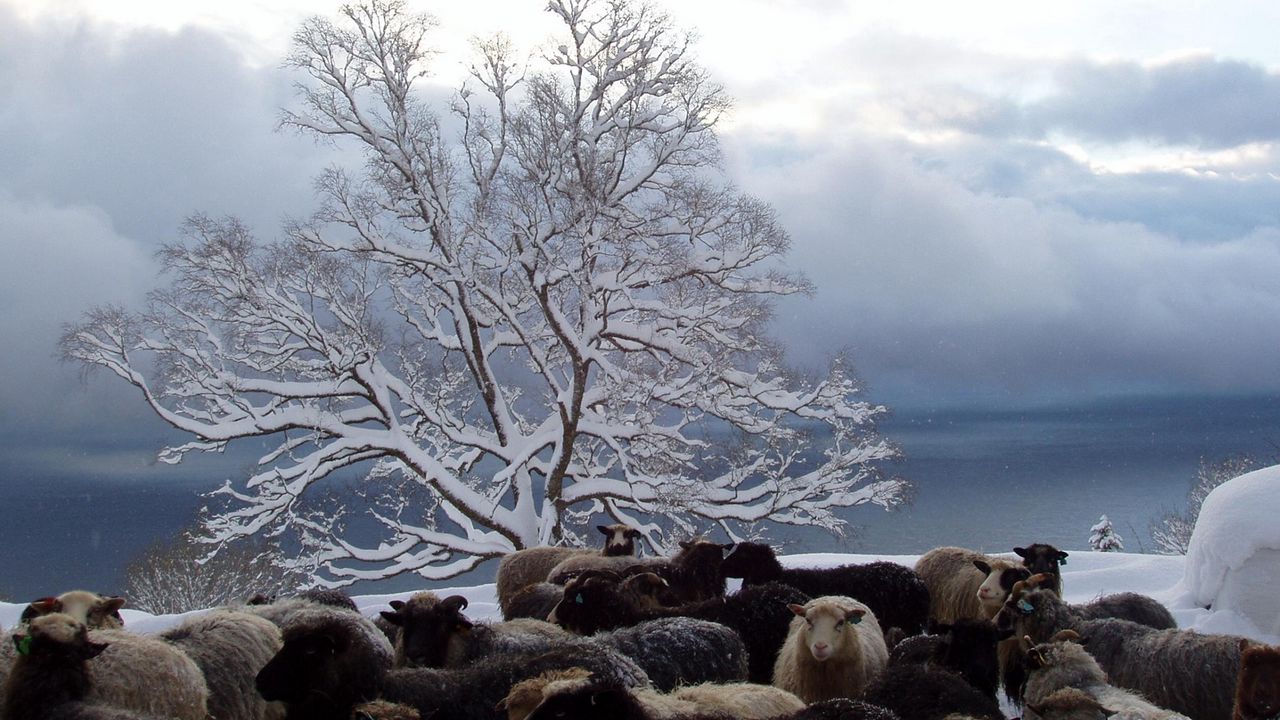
[914,547,1029,624]
[160,609,286,720]
[1022,637,1188,720]
[773,596,888,703]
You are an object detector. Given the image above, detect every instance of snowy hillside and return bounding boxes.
[5,548,1271,645]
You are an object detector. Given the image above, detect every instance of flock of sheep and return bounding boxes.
[3,522,1280,720]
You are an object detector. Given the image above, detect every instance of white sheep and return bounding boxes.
[914,546,1030,623]
[772,595,889,703]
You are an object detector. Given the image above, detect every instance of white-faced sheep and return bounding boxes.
[997,577,1242,720]
[504,667,804,720]
[1022,633,1188,720]
[255,608,650,720]
[495,524,641,612]
[160,609,286,720]
[3,612,198,720]
[773,596,889,703]
[548,570,808,684]
[378,592,566,668]
[20,591,126,630]
[1235,643,1280,720]
[862,663,1004,720]
[721,542,931,638]
[914,547,1030,624]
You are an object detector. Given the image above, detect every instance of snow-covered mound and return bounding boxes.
[1175,463,1280,642]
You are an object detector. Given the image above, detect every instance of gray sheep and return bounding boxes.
[998,577,1242,720]
[495,524,641,612]
[1022,633,1188,719]
[160,609,286,720]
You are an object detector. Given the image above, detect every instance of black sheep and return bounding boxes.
[863,663,1004,720]
[549,572,807,684]
[2,613,141,720]
[594,617,748,691]
[255,614,649,720]
[887,619,1009,701]
[378,593,564,668]
[721,542,930,637]
[1013,544,1069,595]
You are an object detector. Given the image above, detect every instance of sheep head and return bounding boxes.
[21,590,126,630]
[973,559,1031,612]
[597,524,641,557]
[379,592,471,668]
[1238,643,1280,720]
[789,598,868,663]
[12,612,108,662]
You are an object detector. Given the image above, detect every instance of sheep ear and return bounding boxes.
[597,525,611,536]
[625,528,641,539]
[388,600,406,611]
[28,597,61,615]
[102,596,126,613]
[1013,546,1029,558]
[973,560,991,575]
[1056,550,1069,561]
[678,540,693,551]
[379,610,403,626]
[442,595,469,612]
[1051,629,1081,643]
[787,603,808,618]
[846,608,866,624]
[12,633,31,656]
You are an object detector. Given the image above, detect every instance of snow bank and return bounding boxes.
[1172,463,1280,643]
[0,546,1263,644]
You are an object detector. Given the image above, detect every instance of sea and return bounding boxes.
[2,393,1278,600]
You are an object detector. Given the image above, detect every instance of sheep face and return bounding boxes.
[973,560,1030,611]
[12,612,108,662]
[378,593,469,667]
[256,619,373,708]
[1238,645,1280,720]
[547,573,627,634]
[994,574,1054,636]
[1014,544,1069,578]
[618,572,678,609]
[597,524,641,557]
[21,590,126,630]
[789,602,866,662]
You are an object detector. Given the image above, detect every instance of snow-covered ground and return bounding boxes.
[0,547,1270,645]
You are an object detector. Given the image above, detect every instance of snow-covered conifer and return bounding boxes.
[1089,515,1124,552]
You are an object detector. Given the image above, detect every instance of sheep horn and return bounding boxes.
[442,595,469,612]
[1051,629,1082,643]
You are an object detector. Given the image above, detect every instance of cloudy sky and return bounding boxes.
[3,0,1280,482]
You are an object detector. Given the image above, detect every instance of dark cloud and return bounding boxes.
[931,55,1280,149]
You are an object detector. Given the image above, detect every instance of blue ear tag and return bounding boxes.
[1059,558,1066,566]
[15,636,31,656]
[1017,599,1035,615]
[574,593,585,605]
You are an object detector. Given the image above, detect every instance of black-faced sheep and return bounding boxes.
[255,611,649,720]
[887,619,1010,701]
[997,578,1241,720]
[548,571,808,684]
[862,663,1004,720]
[504,667,804,720]
[159,609,285,720]
[495,524,641,612]
[1235,643,1280,720]
[377,592,566,668]
[721,542,931,637]
[914,547,1030,623]
[20,591,126,630]
[3,613,188,720]
[1013,544,1069,596]
[1022,633,1188,719]
[772,596,888,702]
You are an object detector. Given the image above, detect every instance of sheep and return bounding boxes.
[592,616,748,692]
[721,542,931,638]
[914,547,1030,623]
[3,612,201,720]
[504,667,804,720]
[887,619,1010,701]
[772,596,888,702]
[1024,688,1115,720]
[20,592,126,630]
[255,611,650,720]
[1013,544,1069,596]
[351,700,421,720]
[495,524,641,612]
[1022,633,1188,719]
[159,608,286,720]
[547,539,731,604]
[1234,643,1280,720]
[501,584,564,622]
[548,570,808,684]
[377,592,567,668]
[997,577,1243,720]
[862,663,1004,720]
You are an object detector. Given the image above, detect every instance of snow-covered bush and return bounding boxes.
[1151,454,1256,554]
[1181,464,1280,639]
[1088,515,1123,552]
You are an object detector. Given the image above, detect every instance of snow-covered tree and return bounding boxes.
[1089,514,1124,552]
[123,532,306,614]
[1150,454,1256,554]
[61,0,907,586]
